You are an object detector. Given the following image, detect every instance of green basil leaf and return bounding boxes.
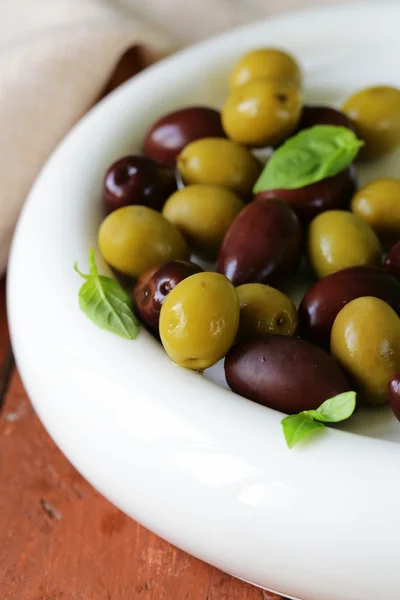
[74,249,140,340]
[304,391,356,423]
[253,125,364,192]
[281,413,324,449]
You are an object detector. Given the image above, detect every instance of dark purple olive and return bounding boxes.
[133,260,203,329]
[384,239,400,278]
[103,155,176,214]
[388,374,400,421]
[254,166,357,223]
[143,106,225,167]
[225,335,351,414]
[296,105,356,133]
[299,266,400,346]
[217,198,302,287]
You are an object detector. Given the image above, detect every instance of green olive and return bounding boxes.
[308,210,381,279]
[236,283,298,341]
[351,178,400,243]
[159,272,240,370]
[98,205,189,277]
[162,185,244,259]
[331,297,400,404]
[230,48,301,90]
[177,138,261,196]
[222,78,302,147]
[342,86,400,158]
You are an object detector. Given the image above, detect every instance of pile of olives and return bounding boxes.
[97,47,400,423]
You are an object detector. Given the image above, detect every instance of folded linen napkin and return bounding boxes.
[0,0,344,275]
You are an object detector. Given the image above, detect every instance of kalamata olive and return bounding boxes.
[388,374,400,421]
[133,260,203,329]
[217,198,302,287]
[254,166,357,223]
[103,155,176,214]
[299,266,400,346]
[296,105,355,133]
[225,335,351,414]
[143,106,225,167]
[384,239,400,278]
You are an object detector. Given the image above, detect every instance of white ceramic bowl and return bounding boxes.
[8,4,400,600]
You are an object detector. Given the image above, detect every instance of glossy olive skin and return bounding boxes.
[299,266,400,346]
[236,283,298,341]
[222,78,302,147]
[103,155,176,213]
[177,137,261,196]
[255,166,357,223]
[384,240,400,278]
[159,272,240,371]
[162,184,244,259]
[331,297,400,405]
[98,206,189,278]
[351,178,400,242]
[230,48,301,90]
[388,374,400,421]
[217,198,302,287]
[225,335,350,414]
[296,105,355,133]
[143,107,225,167]
[342,86,400,158]
[308,210,381,279]
[133,260,203,329]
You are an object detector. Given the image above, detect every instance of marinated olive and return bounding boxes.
[225,335,350,414]
[331,297,400,405]
[143,106,225,167]
[307,210,381,279]
[351,178,400,242]
[342,86,400,158]
[177,138,261,196]
[98,206,189,278]
[384,239,400,278]
[103,155,176,213]
[296,105,355,133]
[388,374,400,421]
[299,266,400,345]
[222,79,302,147]
[230,48,301,90]
[133,260,203,329]
[159,272,240,370]
[217,198,302,286]
[162,185,244,259]
[255,166,356,223]
[236,283,298,340]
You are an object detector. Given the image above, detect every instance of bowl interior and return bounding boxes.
[92,17,400,443]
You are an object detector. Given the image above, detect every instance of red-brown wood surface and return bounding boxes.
[0,276,284,600]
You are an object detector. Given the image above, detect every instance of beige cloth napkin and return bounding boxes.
[0,0,347,275]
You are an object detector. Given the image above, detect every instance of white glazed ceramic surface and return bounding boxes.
[7,5,400,600]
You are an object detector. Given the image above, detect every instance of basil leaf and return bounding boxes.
[74,249,140,340]
[304,391,356,423]
[281,413,324,449]
[281,391,357,448]
[253,125,364,192]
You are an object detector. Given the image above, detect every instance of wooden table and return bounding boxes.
[0,278,284,600]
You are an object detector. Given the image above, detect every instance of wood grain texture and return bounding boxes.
[0,372,283,600]
[0,278,13,406]
[0,329,284,598]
